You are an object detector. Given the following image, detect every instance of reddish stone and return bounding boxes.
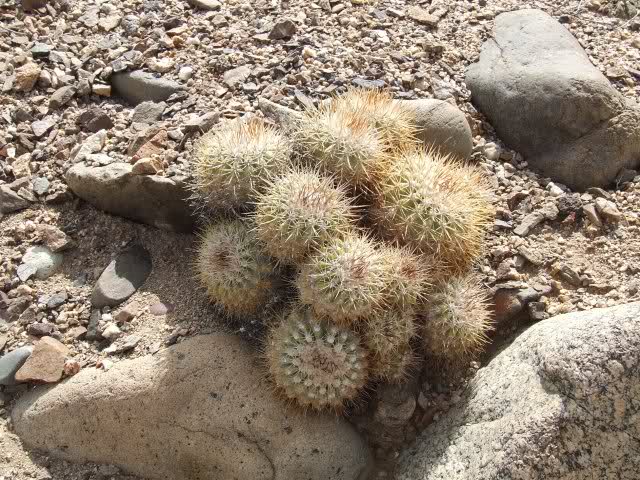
[14,336,69,383]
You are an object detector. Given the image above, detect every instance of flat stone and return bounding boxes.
[36,224,73,252]
[407,6,440,27]
[595,197,623,223]
[0,185,31,213]
[103,334,141,355]
[398,99,473,160]
[466,9,640,190]
[223,65,251,88]
[65,163,197,232]
[149,302,173,316]
[397,302,640,479]
[30,43,51,59]
[31,116,57,137]
[91,245,152,308]
[27,323,55,337]
[46,292,68,309]
[111,71,183,106]
[72,130,107,163]
[269,19,296,40]
[132,101,166,124]
[12,333,372,479]
[185,0,221,9]
[86,309,102,341]
[77,108,114,133]
[352,78,385,89]
[20,246,63,280]
[15,337,69,384]
[49,86,76,110]
[0,346,33,385]
[514,212,545,236]
[131,157,163,175]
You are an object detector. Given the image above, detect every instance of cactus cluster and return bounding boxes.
[191,88,495,413]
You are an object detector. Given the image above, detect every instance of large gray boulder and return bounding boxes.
[396,301,640,479]
[466,9,640,190]
[12,333,373,480]
[66,163,196,233]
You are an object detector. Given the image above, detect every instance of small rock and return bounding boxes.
[583,203,602,227]
[32,177,50,196]
[114,304,137,323]
[31,116,57,138]
[269,19,297,40]
[104,334,141,355]
[111,71,183,105]
[132,101,166,125]
[616,168,638,184]
[514,212,545,236]
[407,6,440,27]
[1,185,31,213]
[91,245,152,308]
[30,43,51,59]
[557,194,583,217]
[99,14,121,31]
[63,359,81,377]
[0,346,33,385]
[101,323,122,342]
[131,157,163,175]
[15,63,41,92]
[15,336,69,384]
[528,301,548,321]
[130,129,167,160]
[223,65,252,89]
[19,246,63,280]
[352,78,385,89]
[185,0,221,10]
[149,58,175,74]
[86,309,102,341]
[149,302,173,316]
[183,111,220,133]
[37,224,73,252]
[77,108,114,133]
[46,292,68,309]
[67,326,87,340]
[27,323,55,337]
[594,197,623,223]
[0,334,6,352]
[178,66,193,81]
[72,130,107,163]
[93,84,112,96]
[21,0,48,10]
[49,86,76,110]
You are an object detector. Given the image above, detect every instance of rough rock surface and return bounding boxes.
[65,163,196,232]
[91,244,152,308]
[396,301,640,479]
[12,333,372,480]
[399,99,474,160]
[0,346,33,386]
[111,71,183,105]
[14,337,69,384]
[466,9,640,190]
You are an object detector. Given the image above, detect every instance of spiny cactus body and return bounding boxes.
[381,246,431,309]
[422,274,493,367]
[335,89,417,150]
[375,148,494,273]
[296,104,387,188]
[266,307,369,410]
[192,117,291,211]
[297,233,388,325]
[253,168,356,263]
[363,308,417,382]
[196,219,280,316]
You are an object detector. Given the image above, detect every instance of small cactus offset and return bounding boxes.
[191,117,291,211]
[363,308,417,382]
[253,168,356,264]
[295,103,387,188]
[375,148,494,273]
[297,233,389,325]
[265,307,369,411]
[422,274,494,368]
[334,88,417,150]
[195,219,281,316]
[380,246,431,309]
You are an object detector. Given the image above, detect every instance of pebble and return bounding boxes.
[185,0,221,10]
[269,19,297,40]
[407,6,440,27]
[583,203,602,227]
[223,65,252,89]
[178,66,194,81]
[37,224,73,252]
[132,157,163,175]
[15,336,69,383]
[14,63,41,92]
[149,302,173,316]
[77,108,114,133]
[104,334,141,355]
[86,309,102,341]
[46,292,68,309]
[32,177,50,196]
[101,323,122,341]
[594,197,623,223]
[132,101,166,125]
[18,246,63,281]
[49,86,76,110]
[27,322,55,337]
[0,346,33,385]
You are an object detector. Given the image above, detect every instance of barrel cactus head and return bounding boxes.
[192,117,291,211]
[380,246,431,309]
[195,219,281,316]
[375,148,494,273]
[265,307,369,411]
[295,104,387,188]
[253,168,357,264]
[335,88,417,150]
[422,274,494,368]
[363,308,418,382]
[297,233,388,325]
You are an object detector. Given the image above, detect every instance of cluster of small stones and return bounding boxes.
[194,89,495,412]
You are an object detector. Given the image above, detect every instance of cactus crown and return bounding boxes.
[196,219,280,316]
[380,246,431,309]
[297,233,388,325]
[422,274,494,365]
[253,168,356,263]
[266,307,369,411]
[376,148,494,272]
[296,103,387,188]
[192,117,291,211]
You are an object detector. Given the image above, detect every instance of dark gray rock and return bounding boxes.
[91,245,152,308]
[399,99,473,160]
[466,9,640,190]
[185,0,221,10]
[0,346,33,385]
[48,86,76,110]
[27,323,55,337]
[132,101,166,125]
[111,71,183,106]
[86,309,102,341]
[77,108,114,133]
[269,19,296,40]
[1,185,31,213]
[46,292,68,309]
[397,301,640,479]
[65,163,196,232]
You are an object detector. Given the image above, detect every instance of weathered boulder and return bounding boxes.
[466,9,640,190]
[65,163,196,232]
[399,99,473,160]
[396,301,640,479]
[12,333,372,480]
[111,71,183,105]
